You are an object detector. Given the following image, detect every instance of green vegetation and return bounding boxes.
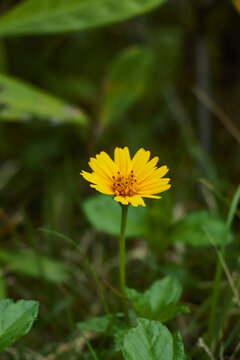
[0,0,239,359]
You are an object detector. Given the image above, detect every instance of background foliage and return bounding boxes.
[0,0,239,359]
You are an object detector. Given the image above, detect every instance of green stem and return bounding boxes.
[119,204,130,325]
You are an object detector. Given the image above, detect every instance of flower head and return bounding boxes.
[80,147,171,207]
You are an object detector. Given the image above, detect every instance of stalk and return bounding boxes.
[119,204,130,324]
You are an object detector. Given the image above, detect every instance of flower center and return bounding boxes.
[112,170,137,197]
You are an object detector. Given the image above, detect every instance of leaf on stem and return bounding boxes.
[0,299,39,353]
[0,0,168,37]
[127,277,189,322]
[122,318,186,360]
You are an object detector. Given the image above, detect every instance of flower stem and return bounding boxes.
[119,204,130,325]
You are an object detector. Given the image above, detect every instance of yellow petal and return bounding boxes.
[80,170,111,187]
[154,166,169,178]
[141,195,162,199]
[128,196,145,207]
[114,195,130,205]
[123,147,132,175]
[139,178,170,190]
[114,147,131,177]
[139,184,171,195]
[88,157,112,182]
[90,184,114,195]
[132,148,150,177]
[138,165,169,185]
[136,156,159,181]
[98,151,118,176]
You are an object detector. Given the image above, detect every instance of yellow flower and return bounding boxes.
[80,147,171,207]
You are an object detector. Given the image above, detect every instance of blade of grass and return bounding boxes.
[78,329,100,360]
[39,228,109,315]
[207,185,240,350]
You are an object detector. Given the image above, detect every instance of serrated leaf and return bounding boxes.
[127,277,189,322]
[82,194,147,237]
[0,299,38,353]
[100,47,153,125]
[173,331,186,360]
[122,318,186,360]
[0,250,69,283]
[171,211,233,247]
[0,0,167,37]
[0,74,87,125]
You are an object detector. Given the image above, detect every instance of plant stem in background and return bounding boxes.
[119,204,130,325]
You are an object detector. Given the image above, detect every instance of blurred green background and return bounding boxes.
[0,0,239,359]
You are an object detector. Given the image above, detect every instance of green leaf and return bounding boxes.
[100,47,153,125]
[0,74,87,125]
[153,303,189,323]
[82,194,147,237]
[77,314,115,334]
[122,318,186,360]
[0,250,69,283]
[77,314,125,335]
[127,277,189,322]
[0,299,38,353]
[0,0,168,37]
[171,211,233,247]
[173,331,186,360]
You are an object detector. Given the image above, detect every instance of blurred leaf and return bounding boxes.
[77,314,125,335]
[127,277,189,322]
[0,0,168,37]
[100,47,153,125]
[154,303,189,323]
[0,74,87,125]
[0,299,38,353]
[171,211,233,247]
[77,314,114,334]
[122,318,186,360]
[82,194,147,237]
[0,250,69,283]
